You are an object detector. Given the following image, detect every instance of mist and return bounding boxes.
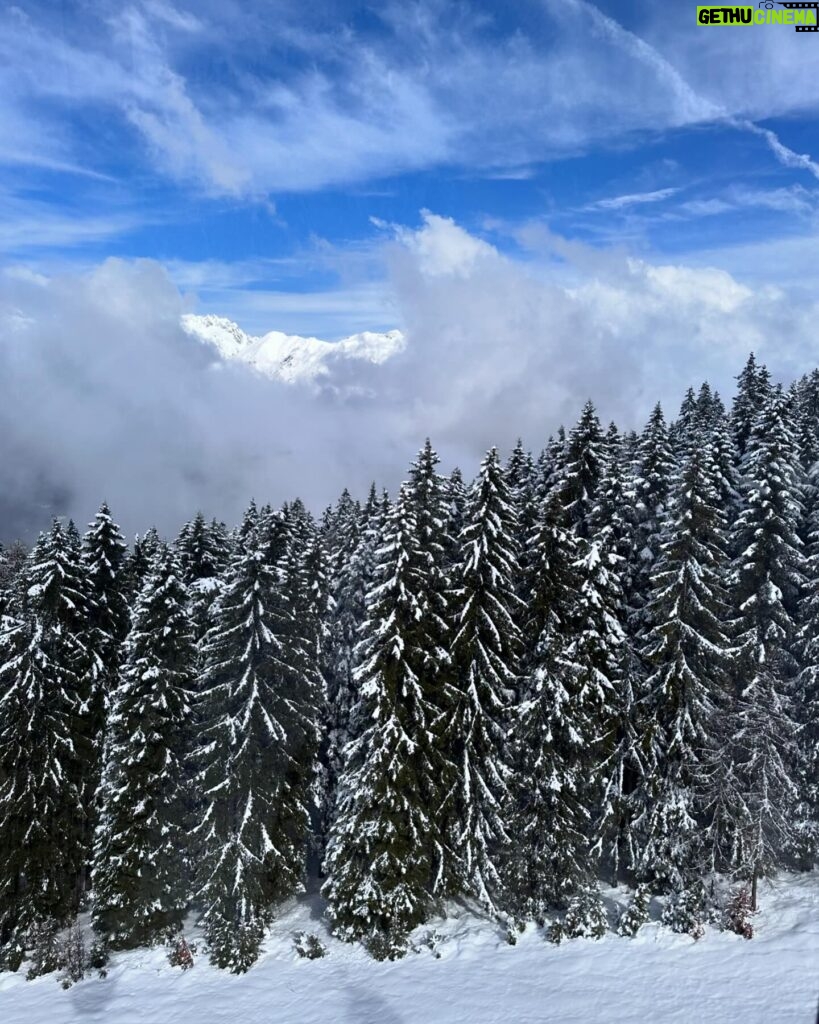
[1,213,816,542]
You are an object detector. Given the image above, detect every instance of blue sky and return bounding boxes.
[3,0,819,337]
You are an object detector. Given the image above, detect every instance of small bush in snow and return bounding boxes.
[87,939,110,977]
[0,935,25,973]
[365,931,406,962]
[413,930,444,958]
[58,921,87,989]
[294,932,326,959]
[616,884,652,938]
[548,885,607,943]
[662,884,706,939]
[724,887,755,940]
[25,921,62,980]
[167,936,196,970]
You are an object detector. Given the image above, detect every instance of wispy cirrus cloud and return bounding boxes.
[4,0,819,203]
[589,187,681,211]
[0,192,141,252]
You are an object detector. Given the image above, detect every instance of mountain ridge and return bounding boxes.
[181,313,405,384]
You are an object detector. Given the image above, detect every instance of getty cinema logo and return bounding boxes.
[697,2,819,30]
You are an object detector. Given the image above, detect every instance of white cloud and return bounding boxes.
[734,121,819,182]
[0,191,141,251]
[376,211,496,279]
[591,188,680,211]
[4,0,819,198]
[5,214,818,538]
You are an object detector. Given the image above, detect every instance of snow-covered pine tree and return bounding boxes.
[0,523,98,947]
[446,468,467,568]
[279,509,327,863]
[323,483,453,957]
[122,527,161,603]
[670,386,698,459]
[794,369,819,485]
[631,440,731,891]
[91,547,195,949]
[695,382,724,430]
[177,511,226,583]
[176,513,231,637]
[793,485,819,867]
[506,489,591,920]
[721,388,804,900]
[194,526,320,972]
[81,503,129,866]
[731,353,772,459]
[446,448,521,914]
[83,503,128,686]
[234,499,260,553]
[628,403,676,628]
[407,440,460,894]
[592,651,645,885]
[560,530,626,839]
[0,541,28,619]
[506,439,538,575]
[257,502,290,568]
[322,490,365,797]
[589,423,634,563]
[539,427,568,502]
[706,404,743,526]
[561,402,606,538]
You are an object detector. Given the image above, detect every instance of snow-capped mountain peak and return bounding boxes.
[181,314,404,384]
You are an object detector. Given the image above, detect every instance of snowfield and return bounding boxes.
[2,874,817,1024]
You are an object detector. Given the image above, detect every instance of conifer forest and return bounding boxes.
[1,353,817,978]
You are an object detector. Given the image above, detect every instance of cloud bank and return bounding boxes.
[2,212,818,541]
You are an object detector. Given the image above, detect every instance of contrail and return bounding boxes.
[549,0,819,182]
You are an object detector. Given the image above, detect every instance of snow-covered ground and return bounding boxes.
[2,874,817,1024]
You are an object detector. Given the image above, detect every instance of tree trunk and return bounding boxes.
[751,862,758,912]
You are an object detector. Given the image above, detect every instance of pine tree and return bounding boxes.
[407,441,461,895]
[83,503,128,685]
[446,448,521,913]
[194,530,319,972]
[707,407,743,525]
[629,404,676,626]
[323,484,451,957]
[506,439,538,576]
[0,524,97,945]
[732,353,771,458]
[561,401,606,538]
[561,533,626,834]
[0,541,28,619]
[631,441,731,891]
[446,468,467,569]
[793,496,819,867]
[589,424,634,565]
[794,369,819,483]
[695,382,724,430]
[721,388,804,897]
[177,512,223,583]
[506,490,591,920]
[176,513,231,636]
[91,547,195,949]
[670,386,698,460]
[122,527,161,602]
[323,490,366,809]
[539,428,568,501]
